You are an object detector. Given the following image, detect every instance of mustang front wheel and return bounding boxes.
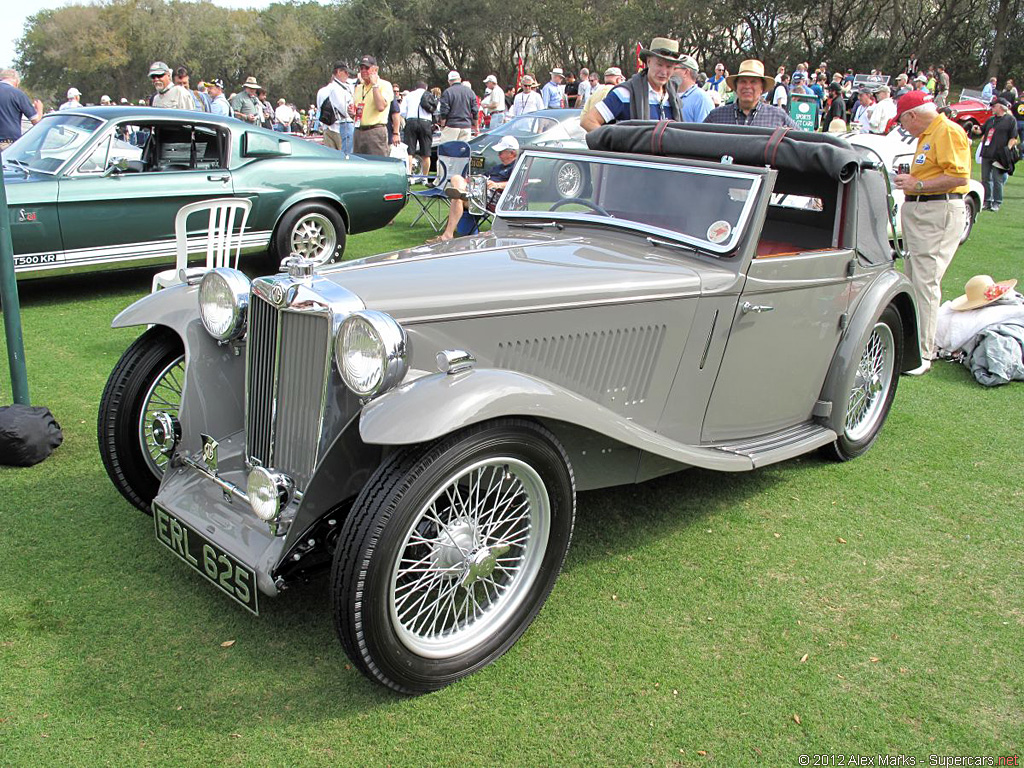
[332,419,575,693]
[98,326,185,513]
[824,305,903,461]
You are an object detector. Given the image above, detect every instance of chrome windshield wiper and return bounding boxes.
[506,220,564,231]
[2,157,30,175]
[646,236,698,254]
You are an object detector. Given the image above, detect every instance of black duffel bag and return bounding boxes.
[0,404,63,466]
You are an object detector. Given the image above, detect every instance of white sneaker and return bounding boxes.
[904,360,932,376]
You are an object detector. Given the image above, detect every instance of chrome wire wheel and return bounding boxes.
[289,212,337,264]
[389,457,550,659]
[555,161,584,198]
[138,354,185,476]
[845,321,895,443]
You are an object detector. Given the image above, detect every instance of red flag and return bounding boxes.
[636,43,643,73]
[516,55,524,89]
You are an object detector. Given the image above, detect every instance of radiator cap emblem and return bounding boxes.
[281,255,315,279]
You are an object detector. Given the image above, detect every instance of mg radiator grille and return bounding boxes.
[246,295,331,491]
[495,325,666,407]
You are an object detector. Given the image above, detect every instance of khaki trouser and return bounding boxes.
[322,128,343,151]
[901,198,965,359]
[353,124,387,156]
[440,126,472,143]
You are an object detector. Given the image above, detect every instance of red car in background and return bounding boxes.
[946,91,993,134]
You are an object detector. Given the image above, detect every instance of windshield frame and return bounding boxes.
[2,112,106,176]
[496,150,766,255]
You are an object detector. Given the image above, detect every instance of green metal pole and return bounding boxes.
[0,154,31,405]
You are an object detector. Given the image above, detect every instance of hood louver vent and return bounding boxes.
[496,325,666,407]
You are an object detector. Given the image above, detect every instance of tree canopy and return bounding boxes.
[15,0,1023,107]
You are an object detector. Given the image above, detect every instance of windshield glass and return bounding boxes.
[3,114,104,174]
[488,116,560,137]
[497,153,761,254]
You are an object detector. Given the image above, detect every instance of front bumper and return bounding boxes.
[154,431,286,600]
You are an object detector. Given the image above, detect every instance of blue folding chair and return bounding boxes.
[409,141,472,232]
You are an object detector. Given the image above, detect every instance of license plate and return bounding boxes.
[153,504,259,615]
[471,156,484,170]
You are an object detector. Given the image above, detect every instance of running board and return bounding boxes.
[709,422,837,468]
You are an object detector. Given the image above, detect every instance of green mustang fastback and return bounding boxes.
[2,107,407,279]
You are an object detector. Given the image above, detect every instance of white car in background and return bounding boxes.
[847,127,983,245]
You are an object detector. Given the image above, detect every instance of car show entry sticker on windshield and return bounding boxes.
[153,504,259,615]
[707,220,732,244]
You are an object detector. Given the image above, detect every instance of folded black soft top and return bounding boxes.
[586,120,866,183]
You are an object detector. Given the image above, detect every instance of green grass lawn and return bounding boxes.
[0,176,1021,767]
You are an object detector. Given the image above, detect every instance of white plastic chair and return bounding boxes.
[151,198,253,292]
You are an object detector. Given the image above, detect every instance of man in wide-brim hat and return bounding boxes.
[581,36,684,131]
[703,59,797,128]
[230,75,263,124]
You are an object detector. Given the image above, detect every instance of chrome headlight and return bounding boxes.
[948,108,958,118]
[199,268,251,341]
[334,310,407,397]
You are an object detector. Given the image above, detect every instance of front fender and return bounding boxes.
[112,282,199,336]
[359,368,753,472]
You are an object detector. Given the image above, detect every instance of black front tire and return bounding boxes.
[271,201,346,269]
[97,327,185,514]
[822,305,903,461]
[332,418,575,693]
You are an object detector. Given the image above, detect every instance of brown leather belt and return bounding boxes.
[904,192,964,202]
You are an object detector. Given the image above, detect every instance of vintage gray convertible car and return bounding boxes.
[98,122,920,693]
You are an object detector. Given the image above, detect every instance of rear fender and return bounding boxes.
[817,270,920,435]
[359,368,753,472]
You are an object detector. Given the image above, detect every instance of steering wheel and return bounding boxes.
[550,197,610,217]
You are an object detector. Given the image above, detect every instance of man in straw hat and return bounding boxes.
[510,75,544,116]
[891,89,971,375]
[230,76,263,124]
[703,60,796,127]
[581,37,684,132]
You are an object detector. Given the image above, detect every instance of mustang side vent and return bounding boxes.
[496,325,666,407]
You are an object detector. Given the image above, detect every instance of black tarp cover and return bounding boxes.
[587,121,864,183]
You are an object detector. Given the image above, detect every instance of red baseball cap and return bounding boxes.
[896,89,933,120]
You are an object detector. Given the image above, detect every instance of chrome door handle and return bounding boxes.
[207,174,230,183]
[741,302,774,314]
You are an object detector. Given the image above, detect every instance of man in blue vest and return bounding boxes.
[581,36,684,132]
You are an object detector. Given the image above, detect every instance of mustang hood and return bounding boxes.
[324,232,710,322]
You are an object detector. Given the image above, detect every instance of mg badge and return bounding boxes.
[201,434,219,472]
[270,285,286,305]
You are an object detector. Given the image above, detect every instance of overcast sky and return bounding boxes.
[1,0,271,70]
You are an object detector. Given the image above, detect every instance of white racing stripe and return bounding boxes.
[14,231,273,272]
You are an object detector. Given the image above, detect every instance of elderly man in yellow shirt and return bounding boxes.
[350,55,394,156]
[892,90,971,375]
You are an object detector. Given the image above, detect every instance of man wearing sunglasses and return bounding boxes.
[148,61,193,111]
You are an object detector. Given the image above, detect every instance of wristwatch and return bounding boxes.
[914,180,924,192]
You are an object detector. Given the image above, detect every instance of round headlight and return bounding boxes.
[199,268,251,341]
[334,310,408,397]
[247,466,293,522]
